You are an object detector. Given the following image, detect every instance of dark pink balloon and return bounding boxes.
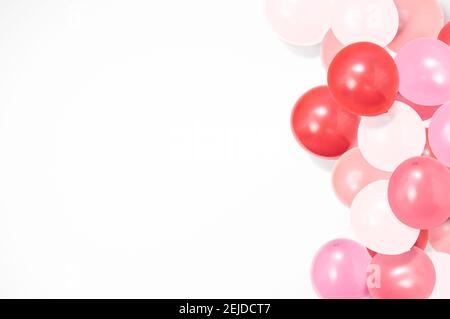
[397,94,441,121]
[388,157,450,229]
[311,239,371,299]
[368,247,436,299]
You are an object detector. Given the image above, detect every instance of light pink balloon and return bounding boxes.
[351,180,419,255]
[321,29,344,70]
[429,219,450,254]
[429,252,450,299]
[331,0,399,47]
[311,239,371,299]
[396,38,450,106]
[429,102,450,167]
[388,0,444,52]
[369,247,436,299]
[265,0,333,46]
[332,148,391,207]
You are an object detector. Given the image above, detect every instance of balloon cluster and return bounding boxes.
[267,0,450,299]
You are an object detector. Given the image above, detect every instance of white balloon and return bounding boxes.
[429,251,450,299]
[358,101,426,172]
[350,180,419,255]
[331,0,399,46]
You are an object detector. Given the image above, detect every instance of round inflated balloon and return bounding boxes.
[429,102,450,167]
[311,239,371,299]
[388,0,444,52]
[367,230,428,257]
[429,252,450,299]
[332,148,390,207]
[396,38,450,106]
[328,42,399,116]
[388,157,450,229]
[291,86,360,158]
[368,247,436,299]
[265,0,334,46]
[351,180,419,255]
[358,101,426,172]
[331,0,399,47]
[438,22,450,45]
[321,30,344,70]
[397,94,441,121]
[429,219,450,254]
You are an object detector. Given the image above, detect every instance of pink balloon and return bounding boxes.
[332,148,391,207]
[388,0,444,52]
[388,156,450,229]
[397,94,441,121]
[311,239,371,299]
[429,102,450,167]
[368,247,436,299]
[320,30,344,70]
[429,219,450,254]
[265,0,333,46]
[395,38,450,106]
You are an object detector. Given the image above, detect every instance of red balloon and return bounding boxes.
[328,42,399,116]
[397,94,440,121]
[438,22,450,45]
[367,230,428,257]
[368,247,436,299]
[291,86,360,158]
[388,157,450,229]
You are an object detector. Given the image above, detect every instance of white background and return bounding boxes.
[0,0,448,298]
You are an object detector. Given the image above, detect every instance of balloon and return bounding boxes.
[424,128,436,158]
[265,0,334,46]
[429,219,450,254]
[351,180,419,255]
[368,247,436,299]
[358,101,426,172]
[429,102,450,167]
[395,38,450,106]
[397,94,441,121]
[429,252,450,299]
[388,0,444,52]
[328,42,399,116]
[438,22,450,45]
[321,30,344,70]
[330,0,399,47]
[291,86,360,158]
[311,239,371,299]
[388,156,450,229]
[332,148,390,207]
[367,230,428,257]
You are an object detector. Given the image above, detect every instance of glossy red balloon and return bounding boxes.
[438,22,450,45]
[291,86,360,158]
[367,230,428,257]
[328,42,399,116]
[388,157,450,229]
[368,247,436,299]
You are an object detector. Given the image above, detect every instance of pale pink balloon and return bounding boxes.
[397,94,441,121]
[429,102,450,167]
[265,0,333,46]
[388,0,444,52]
[396,38,450,106]
[429,219,450,254]
[358,101,426,172]
[321,29,344,70]
[429,251,450,299]
[369,247,436,299]
[331,0,399,47]
[311,239,371,299]
[332,148,391,207]
[351,180,420,255]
